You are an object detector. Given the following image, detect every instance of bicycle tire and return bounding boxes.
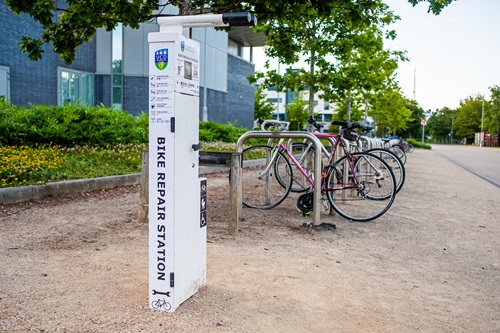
[389,144,406,164]
[275,142,314,193]
[366,148,406,194]
[241,145,292,209]
[325,152,396,222]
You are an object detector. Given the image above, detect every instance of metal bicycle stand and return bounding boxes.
[229,131,323,235]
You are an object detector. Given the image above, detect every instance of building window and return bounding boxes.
[268,98,282,103]
[0,65,10,100]
[58,68,94,106]
[112,23,123,110]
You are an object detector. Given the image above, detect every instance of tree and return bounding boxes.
[427,107,455,143]
[332,97,365,123]
[250,1,404,123]
[286,93,308,131]
[321,24,406,122]
[484,85,500,135]
[5,0,456,64]
[454,95,483,140]
[399,99,425,139]
[369,88,412,137]
[254,85,275,120]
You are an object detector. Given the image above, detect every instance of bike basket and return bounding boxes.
[342,128,359,141]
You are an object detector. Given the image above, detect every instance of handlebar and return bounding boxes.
[254,118,289,131]
[330,120,374,133]
[307,116,324,131]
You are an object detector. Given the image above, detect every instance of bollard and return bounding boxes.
[228,152,242,235]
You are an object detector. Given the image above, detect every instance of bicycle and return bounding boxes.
[381,138,407,164]
[241,121,397,222]
[276,117,405,195]
[395,138,414,153]
[340,122,406,195]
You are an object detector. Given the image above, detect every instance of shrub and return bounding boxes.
[407,138,432,150]
[199,121,248,143]
[0,100,148,147]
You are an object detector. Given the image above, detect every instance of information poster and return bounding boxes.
[148,40,176,312]
[175,36,200,96]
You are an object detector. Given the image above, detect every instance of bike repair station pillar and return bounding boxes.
[148,13,256,312]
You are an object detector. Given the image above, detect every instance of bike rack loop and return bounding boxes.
[229,131,323,235]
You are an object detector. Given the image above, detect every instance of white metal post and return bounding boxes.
[147,12,256,312]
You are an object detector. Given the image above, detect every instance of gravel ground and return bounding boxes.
[0,148,499,332]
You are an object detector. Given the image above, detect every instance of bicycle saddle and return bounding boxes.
[359,124,374,133]
[331,120,360,130]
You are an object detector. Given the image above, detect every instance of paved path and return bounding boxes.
[431,144,500,188]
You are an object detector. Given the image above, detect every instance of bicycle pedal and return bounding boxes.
[321,201,329,211]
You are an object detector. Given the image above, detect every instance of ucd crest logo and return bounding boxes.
[154,49,168,70]
[181,41,185,52]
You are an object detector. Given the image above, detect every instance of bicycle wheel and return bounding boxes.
[389,144,406,164]
[241,145,292,209]
[325,152,396,222]
[366,148,405,194]
[275,142,314,193]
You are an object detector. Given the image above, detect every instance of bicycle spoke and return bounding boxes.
[325,153,396,222]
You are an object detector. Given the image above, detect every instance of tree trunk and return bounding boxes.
[347,90,352,121]
[307,21,316,132]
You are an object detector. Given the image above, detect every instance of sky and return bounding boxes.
[251,0,500,112]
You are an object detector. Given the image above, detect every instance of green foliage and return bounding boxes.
[0,145,66,187]
[484,85,500,134]
[370,89,412,137]
[332,97,365,122]
[251,2,407,122]
[406,138,431,150]
[199,121,249,143]
[5,0,456,64]
[0,143,146,188]
[407,0,455,14]
[399,99,425,138]
[254,85,275,120]
[286,93,308,131]
[427,107,455,143]
[453,95,482,139]
[6,0,158,64]
[0,100,147,147]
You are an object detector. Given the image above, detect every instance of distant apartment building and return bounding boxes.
[261,80,336,132]
[0,2,264,129]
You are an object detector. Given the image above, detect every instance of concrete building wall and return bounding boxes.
[0,2,96,107]
[227,54,254,129]
[123,76,148,116]
[0,2,255,127]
